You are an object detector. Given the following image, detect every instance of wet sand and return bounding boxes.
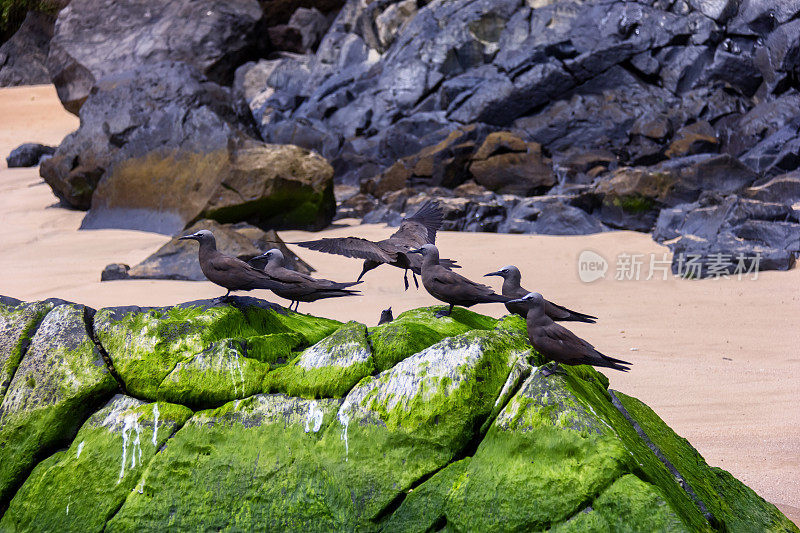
[1,85,799,524]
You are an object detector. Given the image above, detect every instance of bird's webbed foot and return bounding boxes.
[540,363,566,377]
[435,305,453,318]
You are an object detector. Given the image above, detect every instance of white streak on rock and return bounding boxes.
[151,404,159,447]
[131,420,142,469]
[76,441,85,459]
[304,401,324,433]
[338,410,350,461]
[118,412,142,483]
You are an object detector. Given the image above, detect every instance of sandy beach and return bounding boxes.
[2,85,799,524]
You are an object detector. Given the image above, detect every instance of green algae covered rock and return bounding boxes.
[265,321,375,398]
[157,338,269,408]
[367,306,499,371]
[105,394,347,532]
[93,297,340,400]
[0,295,796,532]
[0,396,192,533]
[318,327,532,524]
[550,474,688,532]
[0,303,118,509]
[0,297,55,403]
[613,391,799,532]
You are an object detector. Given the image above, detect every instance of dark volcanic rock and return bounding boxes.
[740,115,800,177]
[47,0,268,114]
[468,132,554,196]
[6,143,55,168]
[498,198,607,236]
[104,219,314,282]
[0,11,55,87]
[655,194,800,277]
[595,154,759,231]
[40,62,334,234]
[743,172,800,204]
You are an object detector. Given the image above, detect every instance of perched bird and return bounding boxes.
[410,244,509,318]
[484,265,597,323]
[178,230,283,299]
[251,249,361,311]
[507,292,631,376]
[295,200,459,290]
[378,307,393,325]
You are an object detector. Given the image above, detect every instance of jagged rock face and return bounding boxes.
[0,296,796,531]
[0,11,55,87]
[47,0,268,114]
[39,61,335,234]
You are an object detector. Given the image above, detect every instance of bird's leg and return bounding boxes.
[219,289,231,302]
[412,271,419,289]
[541,362,566,377]
[295,301,301,313]
[435,304,454,318]
[403,270,409,291]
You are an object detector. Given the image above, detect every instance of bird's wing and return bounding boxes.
[544,299,598,322]
[207,254,281,288]
[391,200,443,244]
[294,237,396,263]
[432,269,495,295]
[545,322,597,351]
[389,220,431,248]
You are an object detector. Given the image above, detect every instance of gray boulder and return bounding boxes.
[6,143,55,168]
[102,219,314,282]
[47,0,268,114]
[40,61,335,234]
[654,193,800,277]
[0,11,55,87]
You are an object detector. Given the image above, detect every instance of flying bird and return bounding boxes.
[178,230,283,299]
[410,244,509,318]
[507,292,630,376]
[251,248,361,311]
[294,200,459,290]
[484,265,597,322]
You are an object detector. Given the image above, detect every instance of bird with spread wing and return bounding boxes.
[294,200,459,290]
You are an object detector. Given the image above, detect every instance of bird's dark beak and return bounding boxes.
[408,248,423,254]
[251,252,268,261]
[484,270,503,278]
[178,234,197,241]
[506,297,526,304]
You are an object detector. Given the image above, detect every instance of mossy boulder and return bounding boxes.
[0,303,118,509]
[0,296,55,403]
[265,321,375,398]
[0,295,795,532]
[0,396,192,532]
[105,394,347,531]
[93,297,340,400]
[367,306,499,371]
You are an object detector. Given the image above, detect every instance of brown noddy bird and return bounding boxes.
[484,265,597,323]
[507,292,631,376]
[251,248,362,311]
[294,200,459,290]
[178,230,284,299]
[409,244,509,318]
